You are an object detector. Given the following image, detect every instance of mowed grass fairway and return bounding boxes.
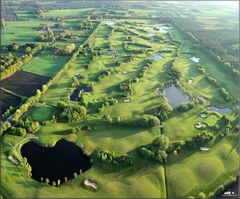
[167,134,239,198]
[22,51,70,77]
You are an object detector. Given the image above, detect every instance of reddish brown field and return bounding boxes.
[0,90,22,115]
[1,71,50,97]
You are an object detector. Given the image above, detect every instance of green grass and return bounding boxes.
[167,134,239,198]
[27,103,60,121]
[1,14,239,199]
[22,51,70,77]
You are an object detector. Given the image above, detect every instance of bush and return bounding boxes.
[177,102,194,112]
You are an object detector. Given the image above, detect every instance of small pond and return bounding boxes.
[153,54,163,61]
[70,85,92,101]
[164,84,191,108]
[206,105,232,115]
[21,139,92,185]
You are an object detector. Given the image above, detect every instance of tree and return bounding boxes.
[153,135,170,150]
[198,192,206,199]
[74,172,78,178]
[45,178,49,184]
[63,43,76,55]
[1,19,5,28]
[25,47,32,54]
[57,179,61,186]
[12,43,19,52]
[173,150,178,156]
[52,181,56,187]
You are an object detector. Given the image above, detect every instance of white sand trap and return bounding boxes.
[124,99,131,103]
[200,113,208,118]
[190,57,200,63]
[195,122,207,129]
[105,21,115,26]
[200,147,209,151]
[8,155,19,165]
[84,179,98,190]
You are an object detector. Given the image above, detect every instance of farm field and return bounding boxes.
[0,71,49,97]
[0,1,239,199]
[0,90,22,115]
[22,51,70,77]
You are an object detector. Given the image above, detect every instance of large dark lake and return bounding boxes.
[21,139,92,184]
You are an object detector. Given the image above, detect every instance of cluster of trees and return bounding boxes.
[61,126,81,135]
[177,102,195,112]
[22,157,32,177]
[196,64,205,74]
[51,43,76,55]
[220,115,232,136]
[207,176,237,199]
[1,43,43,80]
[11,89,42,123]
[8,127,26,137]
[8,119,40,136]
[97,69,115,81]
[57,100,87,122]
[120,114,160,127]
[138,59,153,78]
[0,122,11,136]
[77,19,93,30]
[124,42,149,54]
[167,140,185,155]
[119,77,138,97]
[102,114,160,127]
[173,18,239,71]
[0,106,15,120]
[139,135,169,163]
[167,61,182,81]
[97,150,133,166]
[185,132,214,149]
[205,75,231,101]
[98,98,119,113]
[37,32,55,42]
[151,102,173,121]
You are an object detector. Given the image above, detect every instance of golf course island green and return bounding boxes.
[0,1,239,199]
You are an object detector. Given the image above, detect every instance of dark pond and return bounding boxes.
[164,84,191,108]
[21,139,92,184]
[206,105,232,115]
[70,85,92,101]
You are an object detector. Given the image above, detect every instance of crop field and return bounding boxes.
[1,71,49,97]
[0,2,239,199]
[0,90,22,115]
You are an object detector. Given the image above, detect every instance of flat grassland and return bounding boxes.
[22,51,70,77]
